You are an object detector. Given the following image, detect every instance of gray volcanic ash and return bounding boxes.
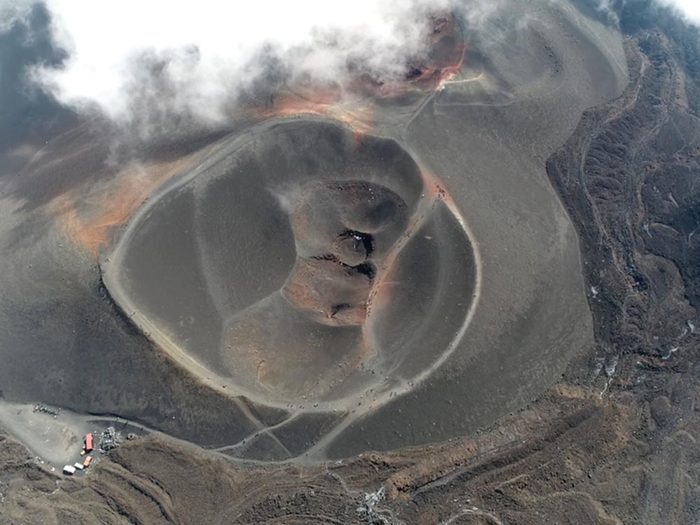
[1,1,698,523]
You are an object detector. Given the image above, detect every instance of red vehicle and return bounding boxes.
[84,432,93,452]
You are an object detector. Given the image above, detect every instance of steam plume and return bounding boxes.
[31,0,454,133]
[658,0,700,24]
[5,0,698,137]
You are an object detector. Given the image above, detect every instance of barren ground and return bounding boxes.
[0,2,698,524]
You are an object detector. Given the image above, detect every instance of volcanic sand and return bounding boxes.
[104,120,478,413]
[0,0,629,460]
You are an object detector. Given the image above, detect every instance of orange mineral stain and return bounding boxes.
[52,153,204,257]
[255,88,376,135]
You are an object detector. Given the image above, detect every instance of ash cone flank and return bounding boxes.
[95,0,627,456]
[282,180,409,327]
[0,0,634,464]
[104,120,477,405]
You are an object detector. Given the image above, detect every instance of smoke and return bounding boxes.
[6,0,697,137]
[0,1,35,31]
[594,0,700,26]
[657,0,700,24]
[25,0,459,134]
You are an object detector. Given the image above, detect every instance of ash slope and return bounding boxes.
[1,4,699,524]
[322,0,628,457]
[102,0,628,460]
[0,0,627,461]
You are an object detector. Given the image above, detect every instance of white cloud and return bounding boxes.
[659,0,700,24]
[30,0,454,131]
[16,0,697,136]
[0,0,35,31]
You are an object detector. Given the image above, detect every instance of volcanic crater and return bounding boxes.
[0,0,631,463]
[103,120,478,408]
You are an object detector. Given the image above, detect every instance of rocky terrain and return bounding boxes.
[1,2,698,524]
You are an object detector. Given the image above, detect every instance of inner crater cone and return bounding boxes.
[282,180,409,327]
[105,120,477,406]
